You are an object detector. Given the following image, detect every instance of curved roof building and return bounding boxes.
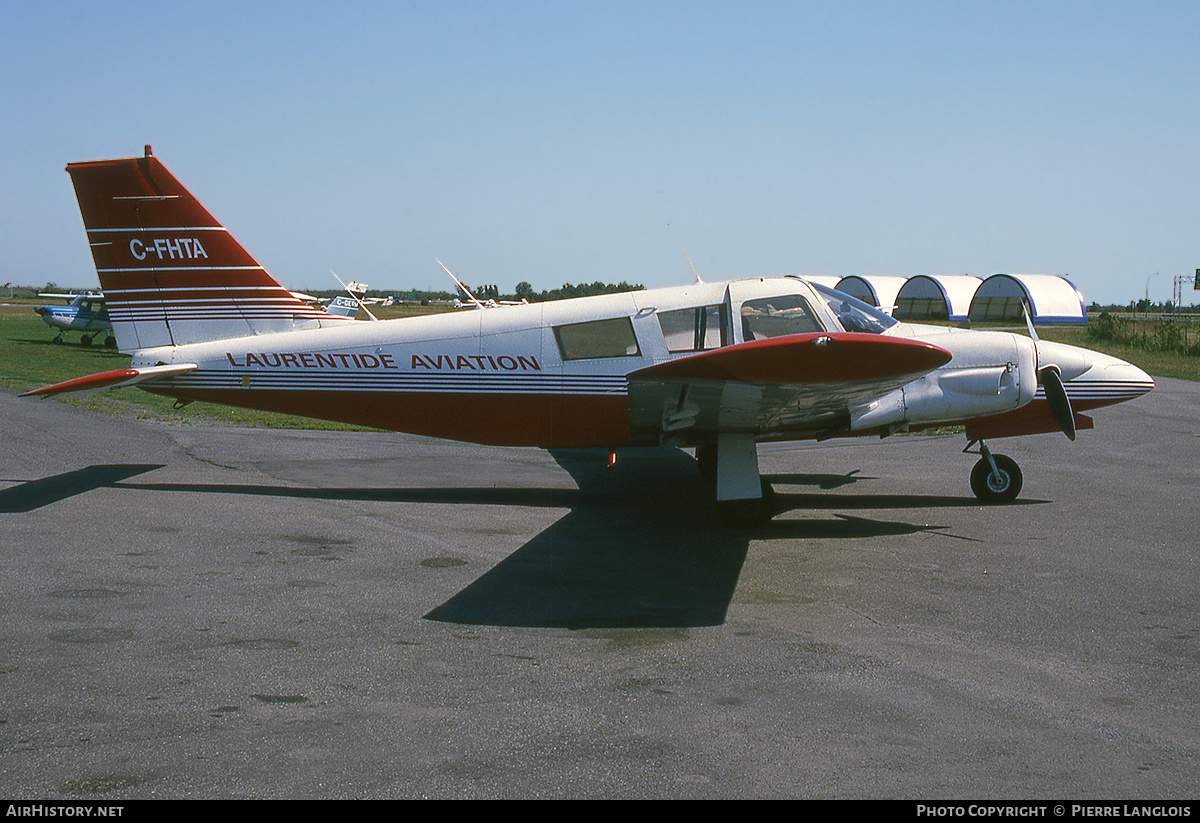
[834,276,908,315]
[894,275,982,322]
[968,274,1087,324]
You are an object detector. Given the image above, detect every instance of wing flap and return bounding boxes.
[20,363,197,398]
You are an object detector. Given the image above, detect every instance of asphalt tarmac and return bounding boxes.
[0,380,1197,799]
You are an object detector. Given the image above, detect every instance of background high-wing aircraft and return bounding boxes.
[34,286,348,344]
[23,148,1153,525]
[35,292,114,346]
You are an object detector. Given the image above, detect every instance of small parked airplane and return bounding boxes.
[35,292,114,346]
[23,147,1154,524]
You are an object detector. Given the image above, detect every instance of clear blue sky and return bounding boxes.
[2,0,1197,305]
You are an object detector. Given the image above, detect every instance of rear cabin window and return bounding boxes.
[740,295,823,340]
[554,317,641,361]
[658,305,728,353]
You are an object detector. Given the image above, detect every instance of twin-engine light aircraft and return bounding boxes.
[24,148,1154,525]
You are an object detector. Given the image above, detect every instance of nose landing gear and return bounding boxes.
[966,439,1023,503]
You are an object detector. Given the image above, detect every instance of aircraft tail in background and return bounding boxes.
[66,146,350,352]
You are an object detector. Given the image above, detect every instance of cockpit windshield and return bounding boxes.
[808,282,899,335]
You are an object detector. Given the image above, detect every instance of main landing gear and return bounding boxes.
[966,439,1023,504]
[696,436,778,527]
[62,333,117,348]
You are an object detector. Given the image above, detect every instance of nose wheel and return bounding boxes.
[966,440,1022,503]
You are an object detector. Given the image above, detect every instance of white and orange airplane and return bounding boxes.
[24,147,1153,524]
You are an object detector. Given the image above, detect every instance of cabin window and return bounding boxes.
[658,305,728,353]
[554,317,641,360]
[740,295,823,340]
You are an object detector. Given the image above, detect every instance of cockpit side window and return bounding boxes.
[808,282,898,335]
[658,304,728,353]
[740,295,823,340]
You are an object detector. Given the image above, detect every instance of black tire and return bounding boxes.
[970,455,1023,503]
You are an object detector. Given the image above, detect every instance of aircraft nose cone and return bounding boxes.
[34,306,48,315]
[1105,360,1154,398]
[1067,355,1154,406]
[1034,340,1153,408]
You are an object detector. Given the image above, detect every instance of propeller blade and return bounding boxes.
[1021,299,1042,367]
[1039,366,1076,441]
[1022,300,1038,344]
[1025,300,1075,440]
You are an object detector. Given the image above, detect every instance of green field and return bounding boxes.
[2,304,1194,431]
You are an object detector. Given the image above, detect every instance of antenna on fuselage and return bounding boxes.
[668,224,704,284]
[329,270,379,321]
[435,258,486,309]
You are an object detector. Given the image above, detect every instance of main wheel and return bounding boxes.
[970,454,1022,503]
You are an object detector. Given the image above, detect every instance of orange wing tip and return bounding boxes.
[21,364,197,398]
[630,333,953,385]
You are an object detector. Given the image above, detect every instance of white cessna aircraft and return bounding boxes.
[35,291,114,346]
[24,147,1153,524]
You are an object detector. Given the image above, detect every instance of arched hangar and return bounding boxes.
[968,274,1087,324]
[893,275,982,323]
[834,276,908,315]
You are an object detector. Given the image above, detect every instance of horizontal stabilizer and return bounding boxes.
[630,333,952,385]
[21,363,197,398]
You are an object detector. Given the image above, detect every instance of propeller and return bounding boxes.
[1039,364,1076,440]
[1023,301,1076,441]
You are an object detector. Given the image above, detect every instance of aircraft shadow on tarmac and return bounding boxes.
[422,449,1001,629]
[0,464,164,513]
[2,451,1039,629]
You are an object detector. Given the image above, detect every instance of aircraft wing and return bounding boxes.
[20,364,197,398]
[626,332,952,441]
[38,292,104,303]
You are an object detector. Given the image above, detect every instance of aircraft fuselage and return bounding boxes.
[131,277,1151,449]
